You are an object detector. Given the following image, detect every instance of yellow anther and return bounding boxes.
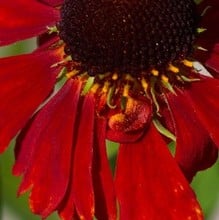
[161,75,169,83]
[125,97,135,112]
[151,69,159,76]
[66,70,78,78]
[182,59,193,68]
[91,83,100,93]
[123,84,130,97]
[112,73,118,80]
[168,64,179,73]
[102,81,110,93]
[141,78,148,91]
[125,74,134,81]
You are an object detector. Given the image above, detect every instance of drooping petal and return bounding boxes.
[0,49,61,153]
[0,0,60,46]
[115,125,203,220]
[59,93,95,220]
[13,79,82,218]
[166,90,218,182]
[93,118,117,220]
[38,0,63,6]
[185,78,219,148]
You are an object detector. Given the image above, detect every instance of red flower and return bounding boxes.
[0,0,219,219]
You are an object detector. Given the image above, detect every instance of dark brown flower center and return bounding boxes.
[59,0,198,75]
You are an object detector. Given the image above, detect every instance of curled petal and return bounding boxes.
[166,90,218,182]
[0,0,60,46]
[115,125,203,220]
[0,50,60,153]
[13,79,82,218]
[107,97,152,143]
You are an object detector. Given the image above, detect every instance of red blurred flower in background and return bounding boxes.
[0,0,219,219]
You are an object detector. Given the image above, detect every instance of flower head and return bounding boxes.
[0,0,219,219]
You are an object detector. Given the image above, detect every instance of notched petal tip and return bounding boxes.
[13,79,82,218]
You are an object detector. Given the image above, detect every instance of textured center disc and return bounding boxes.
[59,0,198,75]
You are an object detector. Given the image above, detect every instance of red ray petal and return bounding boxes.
[39,0,63,6]
[72,93,95,220]
[0,50,61,153]
[185,78,219,148]
[59,93,95,220]
[93,117,117,220]
[205,43,219,74]
[13,79,82,218]
[59,206,80,220]
[166,90,218,182]
[0,0,60,46]
[115,125,203,220]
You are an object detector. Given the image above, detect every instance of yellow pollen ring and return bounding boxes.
[168,64,179,73]
[112,73,118,80]
[151,69,159,76]
[182,59,193,68]
[91,83,100,93]
[66,70,78,78]
[161,75,169,83]
[123,84,130,97]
